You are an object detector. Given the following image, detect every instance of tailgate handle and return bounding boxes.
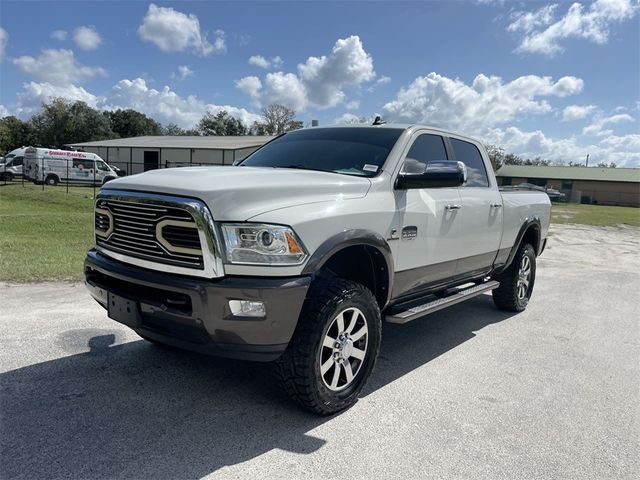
[445,204,462,210]
[490,203,503,208]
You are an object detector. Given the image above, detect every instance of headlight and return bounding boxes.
[221,223,308,265]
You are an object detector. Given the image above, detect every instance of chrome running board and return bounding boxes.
[385,280,500,324]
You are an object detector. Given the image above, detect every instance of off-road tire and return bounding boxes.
[275,278,382,415]
[45,175,59,186]
[493,243,536,312]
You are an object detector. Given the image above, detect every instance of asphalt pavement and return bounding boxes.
[1,224,638,479]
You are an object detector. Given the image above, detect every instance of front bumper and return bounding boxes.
[84,249,311,361]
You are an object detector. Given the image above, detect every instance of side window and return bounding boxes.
[450,138,489,187]
[401,134,448,174]
[97,161,108,171]
[13,157,23,166]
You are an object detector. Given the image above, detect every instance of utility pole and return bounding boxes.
[585,153,589,167]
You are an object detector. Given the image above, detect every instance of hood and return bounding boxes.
[103,166,371,220]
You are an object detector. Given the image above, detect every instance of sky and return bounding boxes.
[0,0,638,166]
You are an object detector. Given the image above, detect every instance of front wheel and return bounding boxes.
[492,243,536,312]
[45,175,59,186]
[275,278,382,415]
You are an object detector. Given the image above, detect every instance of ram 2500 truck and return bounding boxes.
[84,124,550,414]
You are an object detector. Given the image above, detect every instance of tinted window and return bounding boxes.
[12,157,24,166]
[401,134,448,174]
[450,138,489,187]
[97,161,109,171]
[241,127,403,177]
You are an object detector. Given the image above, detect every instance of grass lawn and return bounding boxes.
[0,183,96,281]
[1,181,639,282]
[551,203,640,227]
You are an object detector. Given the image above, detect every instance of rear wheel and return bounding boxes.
[45,175,59,186]
[275,278,381,415]
[492,243,536,312]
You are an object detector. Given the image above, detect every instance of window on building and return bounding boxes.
[450,138,489,187]
[528,178,547,187]
[561,180,573,190]
[501,177,512,186]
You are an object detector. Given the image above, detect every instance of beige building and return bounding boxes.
[495,165,640,207]
[68,136,272,175]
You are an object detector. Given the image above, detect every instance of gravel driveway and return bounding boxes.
[1,224,638,479]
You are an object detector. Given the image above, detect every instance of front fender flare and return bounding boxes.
[302,229,394,306]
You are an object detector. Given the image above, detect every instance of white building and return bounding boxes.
[68,136,272,175]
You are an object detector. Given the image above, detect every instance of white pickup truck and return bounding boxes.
[85,124,550,414]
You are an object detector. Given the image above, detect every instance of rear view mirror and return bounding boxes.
[396,161,467,189]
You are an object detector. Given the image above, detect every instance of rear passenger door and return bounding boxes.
[449,137,503,275]
[392,132,462,297]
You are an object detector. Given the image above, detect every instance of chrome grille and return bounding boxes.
[95,198,204,270]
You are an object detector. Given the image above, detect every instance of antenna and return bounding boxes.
[372,115,386,126]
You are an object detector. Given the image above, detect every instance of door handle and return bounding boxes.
[490,203,503,208]
[445,204,462,210]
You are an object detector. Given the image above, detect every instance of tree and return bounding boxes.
[197,111,248,136]
[597,162,617,168]
[28,98,114,146]
[107,109,161,138]
[485,144,506,170]
[258,104,302,135]
[0,116,34,154]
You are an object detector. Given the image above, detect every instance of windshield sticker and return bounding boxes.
[363,164,378,172]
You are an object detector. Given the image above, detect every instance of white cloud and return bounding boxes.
[248,55,270,69]
[582,113,635,136]
[103,77,261,128]
[237,35,376,110]
[50,30,68,41]
[235,76,262,103]
[248,55,284,70]
[382,72,583,132]
[509,0,639,55]
[334,113,369,124]
[171,65,194,81]
[14,82,99,116]
[73,26,102,50]
[0,104,10,118]
[375,75,391,85]
[562,104,597,121]
[138,3,225,56]
[0,27,7,62]
[507,5,557,33]
[486,126,640,167]
[345,100,360,110]
[12,49,106,86]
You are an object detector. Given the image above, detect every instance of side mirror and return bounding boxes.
[396,161,467,189]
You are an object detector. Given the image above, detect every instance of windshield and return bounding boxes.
[240,127,404,177]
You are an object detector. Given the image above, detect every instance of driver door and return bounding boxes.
[392,132,462,298]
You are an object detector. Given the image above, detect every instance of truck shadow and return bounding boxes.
[0,295,516,479]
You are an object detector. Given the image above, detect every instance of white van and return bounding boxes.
[0,147,26,181]
[23,147,118,186]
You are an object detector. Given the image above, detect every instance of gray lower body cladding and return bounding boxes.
[84,249,310,361]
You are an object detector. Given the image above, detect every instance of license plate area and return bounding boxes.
[107,292,140,328]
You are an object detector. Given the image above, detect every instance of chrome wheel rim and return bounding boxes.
[517,255,532,300]
[319,307,368,392]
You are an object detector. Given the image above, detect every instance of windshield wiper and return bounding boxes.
[275,165,333,174]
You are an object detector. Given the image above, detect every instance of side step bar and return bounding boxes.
[385,280,500,324]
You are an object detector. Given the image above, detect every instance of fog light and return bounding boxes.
[229,300,266,318]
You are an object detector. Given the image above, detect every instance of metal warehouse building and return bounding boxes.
[68,136,272,175]
[496,165,640,207]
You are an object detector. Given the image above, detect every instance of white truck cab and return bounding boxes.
[23,147,118,186]
[0,148,26,181]
[85,124,551,414]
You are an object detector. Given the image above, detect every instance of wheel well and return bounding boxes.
[521,224,540,254]
[319,245,389,309]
